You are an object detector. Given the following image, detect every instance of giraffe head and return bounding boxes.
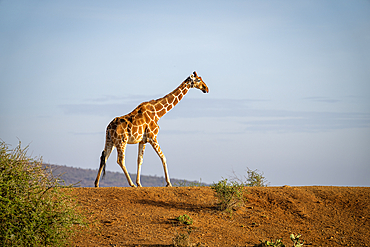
[189,71,209,93]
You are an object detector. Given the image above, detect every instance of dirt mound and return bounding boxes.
[70,186,370,247]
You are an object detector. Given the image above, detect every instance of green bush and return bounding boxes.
[0,141,84,246]
[211,178,246,212]
[232,167,269,187]
[245,168,269,187]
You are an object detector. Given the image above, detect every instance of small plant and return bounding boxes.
[211,178,246,212]
[172,229,204,247]
[176,214,193,225]
[261,238,285,247]
[173,232,191,247]
[258,234,305,247]
[290,234,304,247]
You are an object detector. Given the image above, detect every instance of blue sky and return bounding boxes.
[1,0,369,186]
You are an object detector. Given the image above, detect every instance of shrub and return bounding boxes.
[210,179,246,212]
[232,167,269,187]
[0,141,84,246]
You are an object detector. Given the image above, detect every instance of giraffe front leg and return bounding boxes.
[136,142,146,187]
[117,142,136,187]
[149,139,172,187]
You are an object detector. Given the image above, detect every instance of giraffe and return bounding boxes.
[94,71,209,187]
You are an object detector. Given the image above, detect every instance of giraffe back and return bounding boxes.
[107,101,160,145]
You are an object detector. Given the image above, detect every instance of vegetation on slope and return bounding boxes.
[0,141,84,246]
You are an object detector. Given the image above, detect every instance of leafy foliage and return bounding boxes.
[290,234,305,247]
[176,214,193,225]
[232,167,269,187]
[0,141,85,246]
[261,238,285,247]
[211,179,246,212]
[258,234,305,247]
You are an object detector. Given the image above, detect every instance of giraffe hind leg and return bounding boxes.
[94,144,114,187]
[117,142,136,187]
[101,151,107,177]
[94,151,105,187]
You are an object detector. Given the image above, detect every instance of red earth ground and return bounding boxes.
[69,186,370,247]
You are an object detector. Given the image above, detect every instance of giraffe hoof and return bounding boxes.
[166,183,172,187]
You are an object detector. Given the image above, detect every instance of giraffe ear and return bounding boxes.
[193,71,198,77]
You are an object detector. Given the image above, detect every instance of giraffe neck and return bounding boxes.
[153,77,192,119]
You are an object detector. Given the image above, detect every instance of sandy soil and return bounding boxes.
[69,186,370,247]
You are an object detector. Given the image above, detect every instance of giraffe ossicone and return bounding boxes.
[94,71,209,188]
